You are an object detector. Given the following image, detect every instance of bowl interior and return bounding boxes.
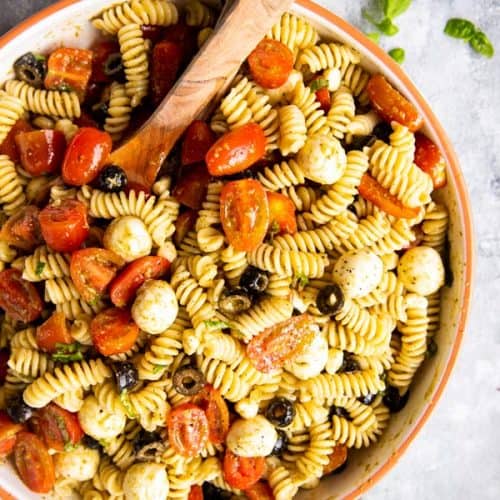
[0,1,472,499]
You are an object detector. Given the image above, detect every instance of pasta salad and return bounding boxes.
[0,2,450,499]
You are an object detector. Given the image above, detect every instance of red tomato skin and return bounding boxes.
[61,127,112,186]
[167,403,209,457]
[39,199,89,253]
[90,40,120,83]
[181,120,216,166]
[206,123,266,176]
[0,349,9,384]
[173,163,211,210]
[0,205,42,251]
[141,25,165,44]
[14,431,55,494]
[36,312,72,353]
[162,22,198,63]
[315,87,331,113]
[174,209,198,247]
[37,404,84,451]
[248,39,294,89]
[220,179,269,252]
[267,191,297,235]
[0,269,43,323]
[247,314,317,373]
[91,307,140,356]
[323,444,348,474]
[109,256,170,307]
[0,411,25,458]
[151,41,183,105]
[188,485,203,500]
[223,450,265,490]
[0,119,33,162]
[15,130,66,176]
[244,481,274,500]
[414,133,447,189]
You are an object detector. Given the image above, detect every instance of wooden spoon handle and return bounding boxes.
[109,0,293,187]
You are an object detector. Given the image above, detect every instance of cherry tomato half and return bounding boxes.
[358,173,420,219]
[247,314,318,373]
[36,312,72,353]
[206,123,266,177]
[244,481,274,500]
[173,163,211,210]
[13,432,55,493]
[0,119,33,162]
[70,248,125,303]
[15,130,66,176]
[61,127,112,186]
[90,40,121,84]
[181,120,216,166]
[163,22,198,63]
[220,179,269,252]
[37,404,83,452]
[366,74,423,132]
[0,205,42,251]
[223,449,265,490]
[39,199,89,253]
[188,485,203,500]
[91,307,139,356]
[151,41,183,105]
[323,444,348,475]
[0,269,43,323]
[267,191,297,235]
[167,403,208,457]
[192,385,230,445]
[0,411,24,458]
[414,133,447,189]
[315,86,331,113]
[109,256,170,307]
[248,39,294,89]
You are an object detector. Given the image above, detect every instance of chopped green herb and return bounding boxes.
[152,364,165,375]
[383,0,412,20]
[470,31,494,58]
[88,296,100,307]
[204,320,229,329]
[366,32,381,44]
[362,10,399,36]
[388,48,405,64]
[267,220,281,244]
[52,342,83,363]
[34,54,46,62]
[295,273,309,287]
[309,78,329,92]
[120,390,136,418]
[444,18,477,41]
[64,442,79,452]
[35,261,45,276]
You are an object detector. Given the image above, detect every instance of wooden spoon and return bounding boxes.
[109,0,293,188]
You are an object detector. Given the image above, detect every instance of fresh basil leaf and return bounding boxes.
[310,78,329,92]
[35,261,45,276]
[152,364,165,374]
[388,47,405,64]
[383,0,412,20]
[470,31,494,58]
[204,320,229,329]
[295,273,309,287]
[120,390,136,418]
[376,18,399,36]
[444,18,477,40]
[52,351,84,363]
[366,32,381,44]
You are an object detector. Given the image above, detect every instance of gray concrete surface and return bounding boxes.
[1,0,499,498]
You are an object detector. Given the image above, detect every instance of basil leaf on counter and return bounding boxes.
[470,31,494,58]
[383,0,412,20]
[388,47,405,64]
[444,18,477,40]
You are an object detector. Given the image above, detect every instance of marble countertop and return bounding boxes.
[1,1,499,499]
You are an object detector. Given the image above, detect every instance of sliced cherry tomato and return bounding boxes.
[247,314,317,373]
[39,199,89,253]
[36,312,72,353]
[220,179,269,252]
[109,256,170,307]
[91,307,139,356]
[267,191,297,235]
[0,269,43,323]
[37,404,83,452]
[0,349,9,384]
[70,248,124,303]
[223,449,265,490]
[0,119,33,162]
[61,127,112,186]
[181,120,216,166]
[141,25,165,44]
[248,39,294,89]
[14,432,55,493]
[315,86,331,113]
[244,481,274,500]
[167,403,208,457]
[151,41,183,105]
[0,205,42,251]
[174,209,198,247]
[191,385,230,445]
[45,47,93,98]
[366,74,423,132]
[206,123,266,176]
[162,22,198,63]
[173,163,211,210]
[15,130,66,176]
[90,40,121,83]
[0,411,24,458]
[323,444,348,475]
[358,173,420,219]
[188,485,203,500]
[414,133,447,189]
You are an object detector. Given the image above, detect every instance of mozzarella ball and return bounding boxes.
[54,446,100,481]
[132,279,178,334]
[333,250,384,298]
[264,69,303,105]
[226,416,277,457]
[322,68,341,91]
[397,246,445,296]
[78,395,126,440]
[103,216,152,262]
[234,398,260,419]
[284,332,328,380]
[157,241,176,262]
[123,463,169,500]
[297,135,346,185]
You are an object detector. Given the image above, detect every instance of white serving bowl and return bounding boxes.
[0,1,474,498]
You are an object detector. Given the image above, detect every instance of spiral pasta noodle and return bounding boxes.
[93,458,125,497]
[422,202,448,254]
[346,110,380,142]
[104,82,132,141]
[296,42,361,74]
[185,0,214,27]
[8,347,55,378]
[128,380,169,431]
[267,12,319,54]
[389,121,416,158]
[22,245,71,281]
[326,85,355,140]
[278,104,307,156]
[44,277,81,304]
[258,159,306,191]
[102,433,136,470]
[341,62,370,101]
[220,244,247,286]
[268,465,300,500]
[54,387,85,413]
[0,93,25,144]
[56,298,105,320]
[290,80,329,136]
[0,154,27,215]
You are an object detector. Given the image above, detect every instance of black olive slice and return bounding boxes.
[6,394,34,423]
[240,266,269,295]
[104,53,124,76]
[173,367,205,396]
[271,429,288,456]
[265,398,295,427]
[136,441,166,461]
[218,288,252,315]
[13,52,46,88]
[97,165,128,193]
[113,362,138,392]
[383,386,410,413]
[316,284,344,315]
